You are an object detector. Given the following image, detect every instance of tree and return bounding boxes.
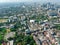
[0,34,3,41]
[0,28,6,34]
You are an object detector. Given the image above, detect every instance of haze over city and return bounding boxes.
[0,0,60,3]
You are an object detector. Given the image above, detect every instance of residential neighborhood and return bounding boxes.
[0,1,60,45]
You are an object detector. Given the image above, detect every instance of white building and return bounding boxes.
[30,20,35,23]
[7,40,14,45]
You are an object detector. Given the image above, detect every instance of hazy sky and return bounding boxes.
[0,0,60,3]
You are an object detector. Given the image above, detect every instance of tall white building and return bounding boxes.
[7,40,14,45]
[58,8,60,16]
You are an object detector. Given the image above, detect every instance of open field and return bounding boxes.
[0,18,8,23]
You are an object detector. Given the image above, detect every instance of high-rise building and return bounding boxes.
[7,40,14,45]
[58,8,60,16]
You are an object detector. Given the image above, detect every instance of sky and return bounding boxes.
[0,0,60,3]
